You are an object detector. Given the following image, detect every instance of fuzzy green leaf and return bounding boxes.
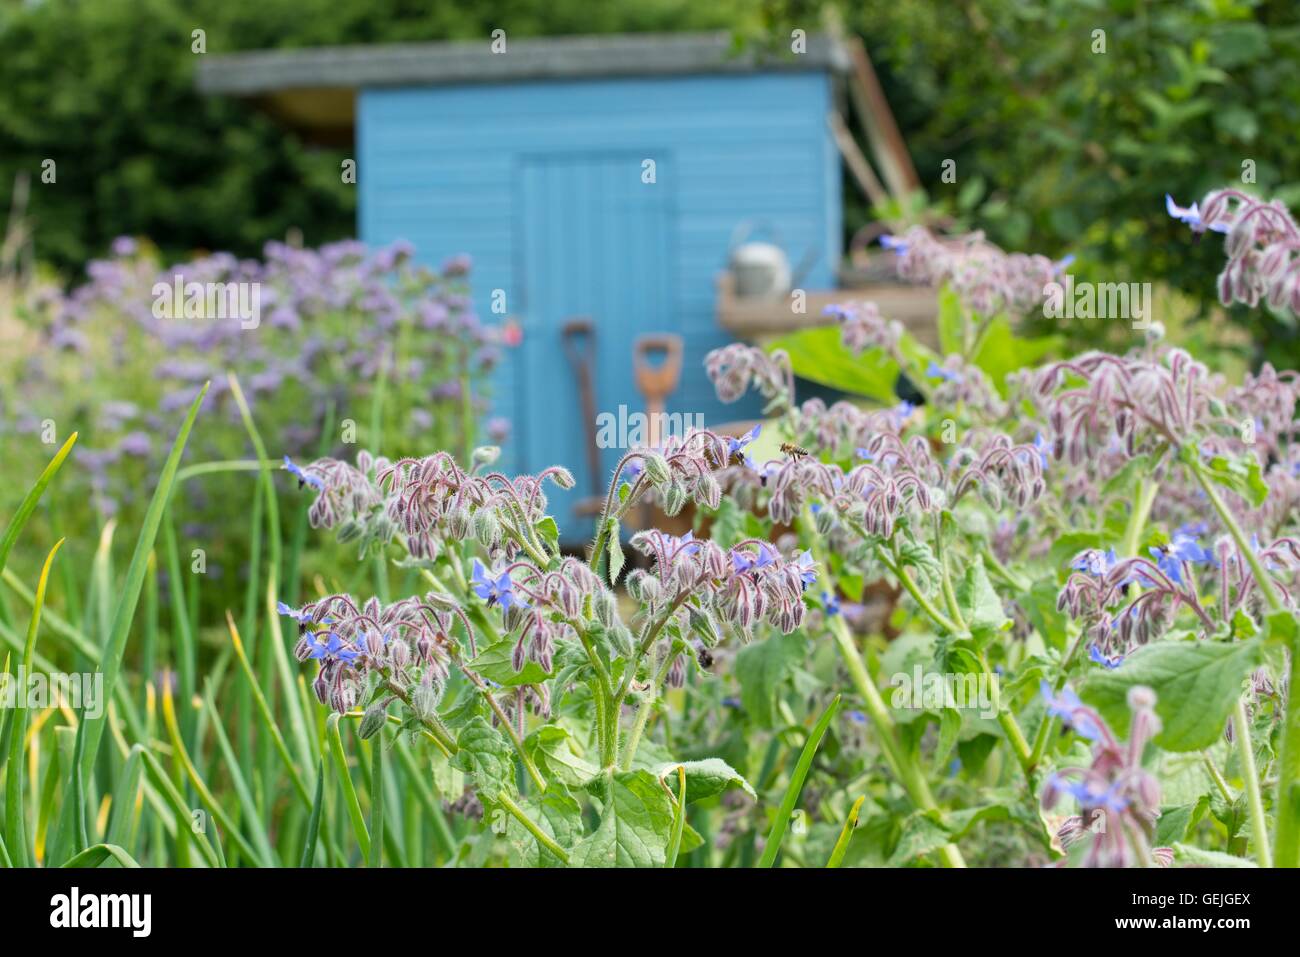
[1081,639,1263,751]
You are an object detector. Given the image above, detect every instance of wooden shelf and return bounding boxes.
[715,272,938,348]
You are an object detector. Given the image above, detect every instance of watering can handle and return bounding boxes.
[728,219,782,253]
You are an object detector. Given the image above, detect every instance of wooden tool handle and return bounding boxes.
[633,334,683,400]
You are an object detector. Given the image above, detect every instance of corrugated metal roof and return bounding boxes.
[195,32,850,94]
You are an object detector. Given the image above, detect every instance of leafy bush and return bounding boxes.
[844,0,1300,360]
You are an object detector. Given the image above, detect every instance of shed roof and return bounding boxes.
[195,32,850,96]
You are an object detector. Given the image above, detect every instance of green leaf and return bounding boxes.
[606,519,625,583]
[469,637,554,687]
[766,325,899,402]
[0,432,77,579]
[936,285,965,355]
[451,716,517,813]
[734,632,807,728]
[1081,639,1263,751]
[969,316,1061,397]
[887,811,951,866]
[504,789,583,867]
[571,770,675,868]
[527,726,598,788]
[956,555,1010,643]
[534,516,560,551]
[826,795,867,868]
[60,843,141,869]
[1172,843,1256,868]
[758,695,840,867]
[651,758,756,803]
[1193,448,1269,508]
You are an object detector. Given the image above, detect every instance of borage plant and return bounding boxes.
[280,434,816,867]
[281,187,1300,868]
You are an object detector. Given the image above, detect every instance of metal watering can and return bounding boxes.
[727,221,818,300]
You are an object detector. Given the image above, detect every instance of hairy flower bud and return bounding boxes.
[472,507,501,549]
[663,481,688,516]
[358,703,387,739]
[642,451,671,486]
[411,679,440,721]
[447,506,472,540]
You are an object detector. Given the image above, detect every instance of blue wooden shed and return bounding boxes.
[198,33,850,534]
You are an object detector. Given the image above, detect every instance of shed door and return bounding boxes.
[516,154,673,539]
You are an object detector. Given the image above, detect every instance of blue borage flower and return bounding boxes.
[795,551,818,590]
[305,632,359,664]
[1088,644,1124,670]
[1148,532,1212,584]
[878,234,909,255]
[1047,773,1130,814]
[821,589,841,616]
[926,361,963,384]
[1166,194,1230,234]
[665,530,701,556]
[283,455,325,491]
[1040,681,1102,741]
[731,542,778,575]
[277,600,333,626]
[471,559,527,610]
[1070,548,1119,577]
[846,709,867,724]
[726,424,761,470]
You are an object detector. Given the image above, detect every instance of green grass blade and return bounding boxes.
[137,748,219,868]
[4,538,63,867]
[0,432,76,577]
[826,795,866,868]
[105,747,144,849]
[78,383,209,779]
[225,612,312,805]
[61,843,141,868]
[228,373,314,771]
[367,733,385,868]
[200,682,278,866]
[160,683,268,866]
[300,754,326,867]
[758,694,841,869]
[327,715,370,861]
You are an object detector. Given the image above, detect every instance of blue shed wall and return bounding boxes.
[358,71,840,532]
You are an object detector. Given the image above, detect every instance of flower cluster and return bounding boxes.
[1032,349,1219,460]
[878,226,1067,316]
[704,343,794,414]
[1042,685,1170,868]
[627,530,816,638]
[5,239,508,521]
[280,593,455,718]
[1193,189,1300,313]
